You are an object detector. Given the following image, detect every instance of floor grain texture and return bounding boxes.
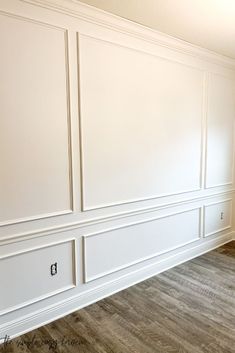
[1,241,235,353]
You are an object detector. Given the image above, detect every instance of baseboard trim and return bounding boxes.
[0,231,234,343]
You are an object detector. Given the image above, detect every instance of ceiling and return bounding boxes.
[78,0,235,59]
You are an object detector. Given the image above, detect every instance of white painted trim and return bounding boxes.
[81,173,201,212]
[0,239,77,315]
[0,231,233,341]
[204,72,235,190]
[200,71,209,189]
[203,199,233,237]
[205,226,232,238]
[0,0,234,344]
[0,11,74,227]
[64,28,75,214]
[83,207,202,282]
[0,210,73,228]
[199,207,204,238]
[203,198,233,208]
[0,285,76,317]
[203,71,209,189]
[205,182,233,189]
[0,238,75,261]
[78,33,204,211]
[0,8,66,31]
[21,0,235,69]
[77,31,85,213]
[84,238,200,283]
[82,207,202,240]
[73,238,78,288]
[1,190,234,246]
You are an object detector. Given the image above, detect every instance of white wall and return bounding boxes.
[0,0,235,340]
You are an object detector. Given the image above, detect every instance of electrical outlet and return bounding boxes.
[50,262,57,276]
[220,212,224,220]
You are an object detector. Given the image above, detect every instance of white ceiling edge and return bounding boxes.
[77,0,235,60]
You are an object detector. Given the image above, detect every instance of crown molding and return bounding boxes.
[21,0,235,70]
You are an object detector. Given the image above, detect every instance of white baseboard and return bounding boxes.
[0,231,234,343]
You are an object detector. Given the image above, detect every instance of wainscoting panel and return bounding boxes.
[79,34,204,210]
[0,12,72,226]
[0,0,235,342]
[0,240,76,315]
[204,199,232,237]
[205,73,235,188]
[84,208,201,282]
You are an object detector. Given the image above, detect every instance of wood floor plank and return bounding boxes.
[1,241,235,353]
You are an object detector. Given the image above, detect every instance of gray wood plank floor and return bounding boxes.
[1,241,235,353]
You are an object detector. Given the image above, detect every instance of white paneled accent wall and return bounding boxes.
[79,34,203,209]
[84,208,201,282]
[0,0,235,340]
[206,73,235,188]
[204,200,232,237]
[0,240,76,315]
[0,12,73,225]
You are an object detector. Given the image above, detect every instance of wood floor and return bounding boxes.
[1,241,235,353]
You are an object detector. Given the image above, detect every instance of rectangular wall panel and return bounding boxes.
[79,35,204,210]
[204,200,232,237]
[0,240,76,315]
[206,73,235,188]
[84,208,201,282]
[0,13,72,225]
